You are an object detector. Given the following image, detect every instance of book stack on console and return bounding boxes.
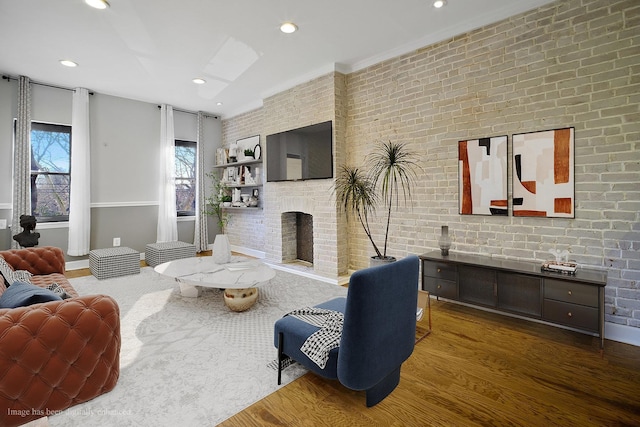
[541,261,577,275]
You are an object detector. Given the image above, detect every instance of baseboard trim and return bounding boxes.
[229,245,266,259]
[264,262,338,285]
[604,322,640,347]
[228,245,342,285]
[66,259,89,270]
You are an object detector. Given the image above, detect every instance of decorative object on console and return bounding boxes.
[334,140,421,266]
[12,214,40,248]
[512,127,575,218]
[438,225,451,256]
[541,260,577,275]
[549,248,570,262]
[254,143,261,160]
[543,249,577,274]
[458,136,508,216]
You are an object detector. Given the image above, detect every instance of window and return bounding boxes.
[175,140,197,216]
[30,122,72,222]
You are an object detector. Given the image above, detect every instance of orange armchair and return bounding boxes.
[0,247,121,427]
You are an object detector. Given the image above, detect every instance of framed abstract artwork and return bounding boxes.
[459,136,508,216]
[512,127,575,218]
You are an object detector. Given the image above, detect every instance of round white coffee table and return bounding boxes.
[154,257,276,311]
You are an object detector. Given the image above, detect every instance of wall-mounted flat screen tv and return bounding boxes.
[266,120,333,182]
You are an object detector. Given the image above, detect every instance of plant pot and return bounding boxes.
[369,256,397,267]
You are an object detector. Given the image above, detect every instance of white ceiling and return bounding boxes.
[0,0,554,119]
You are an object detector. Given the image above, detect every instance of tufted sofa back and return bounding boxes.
[1,246,66,276]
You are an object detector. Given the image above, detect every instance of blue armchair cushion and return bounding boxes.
[274,297,346,379]
[0,281,62,309]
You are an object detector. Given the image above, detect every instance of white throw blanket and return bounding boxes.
[286,307,344,369]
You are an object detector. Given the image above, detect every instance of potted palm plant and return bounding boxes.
[335,140,420,266]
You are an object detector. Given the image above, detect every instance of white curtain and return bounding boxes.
[157,104,178,242]
[12,76,32,249]
[193,112,208,252]
[67,88,92,255]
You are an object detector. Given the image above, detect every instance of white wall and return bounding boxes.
[0,79,223,257]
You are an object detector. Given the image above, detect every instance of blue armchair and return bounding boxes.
[274,254,419,406]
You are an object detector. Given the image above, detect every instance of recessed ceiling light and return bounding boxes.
[216,102,223,106]
[192,78,206,85]
[60,60,78,67]
[433,0,447,8]
[85,0,109,9]
[280,22,298,34]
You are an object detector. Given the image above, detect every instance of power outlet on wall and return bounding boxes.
[113,237,121,247]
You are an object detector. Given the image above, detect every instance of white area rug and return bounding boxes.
[49,266,347,426]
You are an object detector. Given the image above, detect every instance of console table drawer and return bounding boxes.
[423,261,457,281]
[423,277,457,299]
[544,299,599,332]
[544,279,598,308]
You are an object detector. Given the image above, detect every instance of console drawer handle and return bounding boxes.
[437,284,442,289]
[437,268,441,273]
[568,290,572,296]
[568,312,573,318]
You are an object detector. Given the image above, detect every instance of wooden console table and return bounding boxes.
[419,251,607,348]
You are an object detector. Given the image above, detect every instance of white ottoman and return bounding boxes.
[89,247,140,280]
[145,241,197,267]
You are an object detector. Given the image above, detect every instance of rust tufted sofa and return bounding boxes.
[0,247,121,427]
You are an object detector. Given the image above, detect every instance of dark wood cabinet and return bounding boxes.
[459,266,495,307]
[422,261,457,299]
[420,251,607,347]
[497,272,541,317]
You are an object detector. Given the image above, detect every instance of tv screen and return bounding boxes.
[266,121,333,182]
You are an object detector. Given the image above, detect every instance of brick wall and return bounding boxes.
[345,0,639,329]
[222,0,639,330]
[221,73,348,278]
[220,108,265,251]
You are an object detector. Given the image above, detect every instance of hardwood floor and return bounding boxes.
[219,300,640,427]
[65,264,640,426]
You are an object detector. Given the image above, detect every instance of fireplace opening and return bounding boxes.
[281,211,313,265]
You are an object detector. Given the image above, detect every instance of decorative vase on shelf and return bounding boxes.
[438,225,451,256]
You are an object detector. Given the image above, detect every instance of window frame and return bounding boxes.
[29,121,72,223]
[174,139,197,217]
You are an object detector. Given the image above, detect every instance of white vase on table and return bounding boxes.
[212,234,231,264]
